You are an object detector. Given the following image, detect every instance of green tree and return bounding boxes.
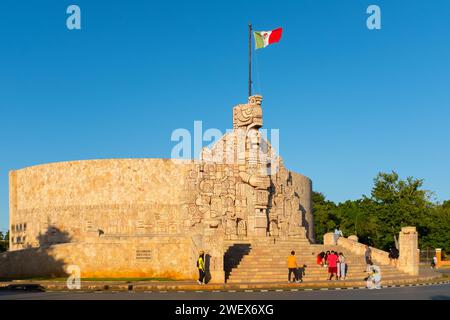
[420,203,450,253]
[370,171,433,250]
[312,171,449,252]
[312,192,337,243]
[0,230,9,252]
[0,231,6,252]
[333,197,378,245]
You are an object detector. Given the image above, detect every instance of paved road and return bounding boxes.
[0,283,449,300]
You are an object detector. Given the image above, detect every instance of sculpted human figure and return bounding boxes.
[184,94,310,241]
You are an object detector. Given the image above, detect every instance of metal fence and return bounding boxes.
[419,248,436,264]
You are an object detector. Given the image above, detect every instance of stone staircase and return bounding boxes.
[225,240,415,284]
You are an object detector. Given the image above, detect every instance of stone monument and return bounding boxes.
[1,95,313,283]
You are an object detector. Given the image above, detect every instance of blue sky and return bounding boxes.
[1,0,449,231]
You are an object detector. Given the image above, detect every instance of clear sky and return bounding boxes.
[1,0,450,231]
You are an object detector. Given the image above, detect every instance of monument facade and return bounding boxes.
[1,96,313,281]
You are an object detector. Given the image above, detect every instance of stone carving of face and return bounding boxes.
[233,95,263,129]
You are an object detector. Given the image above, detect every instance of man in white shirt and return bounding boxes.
[334,227,343,245]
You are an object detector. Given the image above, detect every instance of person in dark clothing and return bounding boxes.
[365,245,373,272]
[324,251,330,267]
[297,264,307,282]
[388,247,399,265]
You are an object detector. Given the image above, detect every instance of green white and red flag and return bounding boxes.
[253,27,283,49]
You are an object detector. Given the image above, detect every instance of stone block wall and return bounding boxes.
[0,237,196,279]
[3,159,202,279]
[9,159,192,250]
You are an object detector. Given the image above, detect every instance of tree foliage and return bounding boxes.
[0,230,9,252]
[313,171,450,252]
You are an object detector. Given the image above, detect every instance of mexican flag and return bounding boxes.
[253,27,283,49]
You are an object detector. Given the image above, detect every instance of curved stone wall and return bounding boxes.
[9,159,192,250]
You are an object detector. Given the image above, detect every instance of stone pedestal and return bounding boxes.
[253,214,268,237]
[203,237,225,283]
[398,226,419,276]
[436,248,442,268]
[323,232,334,245]
[205,246,225,284]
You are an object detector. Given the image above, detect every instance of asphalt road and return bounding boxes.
[0,283,449,300]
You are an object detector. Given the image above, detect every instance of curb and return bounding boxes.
[42,279,450,294]
[38,279,450,293]
[2,275,447,293]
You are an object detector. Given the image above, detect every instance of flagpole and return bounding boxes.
[248,23,252,97]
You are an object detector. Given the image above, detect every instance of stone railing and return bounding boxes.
[324,233,390,265]
[324,226,419,276]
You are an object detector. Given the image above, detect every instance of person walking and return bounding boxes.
[431,255,437,269]
[287,251,300,283]
[364,245,373,272]
[197,251,206,285]
[338,252,346,280]
[327,251,338,280]
[334,227,343,245]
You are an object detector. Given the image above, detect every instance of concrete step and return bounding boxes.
[228,267,404,280]
[244,249,359,254]
[241,255,356,259]
[238,256,371,261]
[229,273,411,279]
[227,276,416,284]
[241,251,365,257]
[236,262,366,267]
[227,278,366,283]
[227,275,404,282]
[236,263,372,268]
[232,268,400,274]
[224,242,411,284]
[228,271,403,278]
[229,268,401,274]
[230,267,388,272]
[238,258,366,263]
[234,262,372,267]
